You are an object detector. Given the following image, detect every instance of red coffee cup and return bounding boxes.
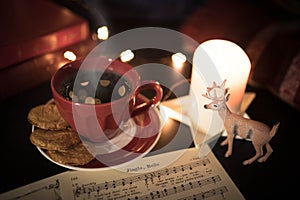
[51,57,163,142]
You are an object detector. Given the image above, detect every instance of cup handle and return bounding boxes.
[130,81,163,117]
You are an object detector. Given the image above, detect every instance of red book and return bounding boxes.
[0,0,89,69]
[0,37,98,102]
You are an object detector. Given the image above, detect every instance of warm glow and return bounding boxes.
[63,50,76,61]
[187,39,252,137]
[97,26,109,40]
[120,49,134,62]
[57,61,69,69]
[171,52,186,69]
[199,39,251,113]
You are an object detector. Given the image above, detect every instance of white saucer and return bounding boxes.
[35,103,163,171]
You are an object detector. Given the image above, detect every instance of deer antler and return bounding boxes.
[202,79,230,101]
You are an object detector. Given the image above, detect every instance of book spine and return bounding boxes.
[0,38,98,102]
[0,20,89,70]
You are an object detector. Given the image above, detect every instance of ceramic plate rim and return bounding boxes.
[35,105,163,171]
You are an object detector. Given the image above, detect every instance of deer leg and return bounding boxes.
[220,137,228,146]
[224,133,234,157]
[258,143,273,163]
[220,128,230,146]
[243,144,263,165]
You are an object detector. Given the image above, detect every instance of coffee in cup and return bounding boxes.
[51,57,163,143]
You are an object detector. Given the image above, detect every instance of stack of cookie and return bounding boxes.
[27,102,95,166]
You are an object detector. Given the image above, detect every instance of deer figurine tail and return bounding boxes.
[270,122,280,137]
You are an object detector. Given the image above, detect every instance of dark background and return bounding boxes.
[1,0,300,199]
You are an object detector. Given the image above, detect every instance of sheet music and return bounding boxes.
[0,147,245,200]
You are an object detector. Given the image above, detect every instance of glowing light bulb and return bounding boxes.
[97,26,109,40]
[63,50,76,61]
[172,52,186,69]
[120,49,134,62]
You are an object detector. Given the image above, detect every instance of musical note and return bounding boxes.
[71,159,216,199]
[132,175,221,200]
[2,148,244,200]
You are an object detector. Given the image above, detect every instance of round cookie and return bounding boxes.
[47,143,95,166]
[30,128,81,150]
[28,104,69,130]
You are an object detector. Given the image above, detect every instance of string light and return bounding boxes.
[171,52,186,69]
[63,50,77,61]
[120,49,134,62]
[97,26,109,40]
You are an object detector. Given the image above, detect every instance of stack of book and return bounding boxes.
[0,0,98,102]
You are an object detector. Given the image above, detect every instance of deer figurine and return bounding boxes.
[202,80,280,165]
